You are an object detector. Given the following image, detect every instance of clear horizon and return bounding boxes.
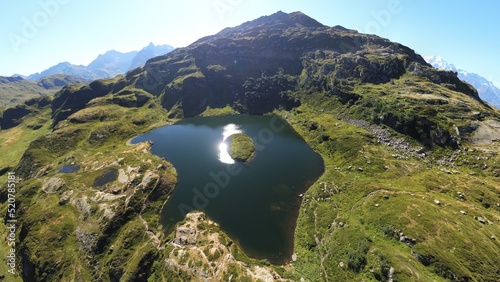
[1,0,499,85]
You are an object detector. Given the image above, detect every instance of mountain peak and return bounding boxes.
[236,10,326,30]
[127,43,175,71]
[97,49,130,57]
[287,11,327,28]
[141,42,158,52]
[190,11,327,46]
[56,61,74,67]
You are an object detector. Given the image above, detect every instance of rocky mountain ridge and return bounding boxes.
[25,43,174,81]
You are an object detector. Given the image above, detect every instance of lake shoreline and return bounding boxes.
[132,114,325,265]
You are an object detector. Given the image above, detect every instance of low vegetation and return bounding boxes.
[281,104,499,281]
[0,75,90,109]
[229,133,255,163]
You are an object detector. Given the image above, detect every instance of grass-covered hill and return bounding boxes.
[0,11,499,281]
[0,74,90,109]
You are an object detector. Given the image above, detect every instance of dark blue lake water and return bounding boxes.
[131,115,324,264]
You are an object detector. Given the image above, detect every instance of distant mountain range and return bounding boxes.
[1,43,174,108]
[424,56,500,108]
[0,74,91,108]
[24,43,174,81]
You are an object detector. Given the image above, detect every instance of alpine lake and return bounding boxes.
[131,115,324,264]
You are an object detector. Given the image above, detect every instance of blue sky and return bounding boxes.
[1,0,498,85]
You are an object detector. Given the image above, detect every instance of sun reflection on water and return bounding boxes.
[218,123,242,164]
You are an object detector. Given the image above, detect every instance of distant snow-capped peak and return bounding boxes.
[424,55,500,108]
[423,55,457,71]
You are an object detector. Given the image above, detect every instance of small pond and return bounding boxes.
[59,165,80,173]
[93,168,118,187]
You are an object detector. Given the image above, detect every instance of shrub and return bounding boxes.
[345,248,367,272]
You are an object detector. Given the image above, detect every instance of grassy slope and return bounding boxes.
[0,73,498,281]
[285,105,499,281]
[0,109,52,183]
[0,81,53,109]
[282,74,500,281]
[0,92,175,281]
[0,110,52,281]
[200,105,239,117]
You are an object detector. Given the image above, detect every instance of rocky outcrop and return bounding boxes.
[471,120,500,145]
[343,118,425,156]
[301,49,407,86]
[409,62,481,101]
[42,177,66,193]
